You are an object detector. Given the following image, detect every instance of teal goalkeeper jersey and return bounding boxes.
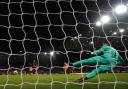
[92,45,124,65]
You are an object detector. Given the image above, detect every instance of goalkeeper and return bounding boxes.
[70,42,124,82]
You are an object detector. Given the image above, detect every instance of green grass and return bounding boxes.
[0,73,128,89]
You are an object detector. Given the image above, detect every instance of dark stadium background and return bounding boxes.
[0,0,128,69]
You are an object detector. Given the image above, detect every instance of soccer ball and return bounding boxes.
[13,70,18,75]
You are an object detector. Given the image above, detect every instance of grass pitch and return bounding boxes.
[0,73,128,89]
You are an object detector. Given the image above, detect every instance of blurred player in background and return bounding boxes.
[63,62,74,74]
[32,60,38,74]
[28,60,38,74]
[63,62,69,73]
[29,63,33,74]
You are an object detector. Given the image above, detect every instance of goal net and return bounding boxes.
[0,0,128,89]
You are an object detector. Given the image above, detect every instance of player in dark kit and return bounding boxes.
[32,60,38,74]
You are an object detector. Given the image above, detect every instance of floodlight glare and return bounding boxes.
[44,52,47,55]
[115,5,127,14]
[119,29,125,33]
[74,36,77,39]
[113,32,117,35]
[100,15,110,24]
[90,41,94,44]
[96,21,102,26]
[50,51,54,56]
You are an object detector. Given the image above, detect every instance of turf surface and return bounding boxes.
[0,73,128,89]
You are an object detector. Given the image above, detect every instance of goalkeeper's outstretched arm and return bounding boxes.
[91,46,104,55]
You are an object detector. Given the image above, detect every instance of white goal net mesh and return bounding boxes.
[0,0,128,89]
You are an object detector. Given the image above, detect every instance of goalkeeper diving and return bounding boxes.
[66,42,124,82]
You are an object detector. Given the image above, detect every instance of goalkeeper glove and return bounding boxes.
[91,52,94,55]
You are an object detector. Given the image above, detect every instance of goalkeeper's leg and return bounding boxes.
[85,65,112,79]
[75,65,112,83]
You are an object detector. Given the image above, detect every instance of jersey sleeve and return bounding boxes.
[91,46,104,55]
